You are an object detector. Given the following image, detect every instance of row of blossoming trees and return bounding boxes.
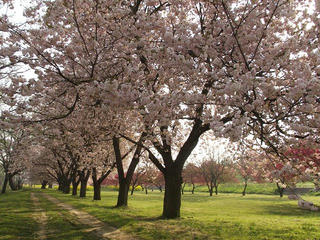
[0,0,320,218]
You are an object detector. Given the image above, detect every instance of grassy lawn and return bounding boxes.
[0,189,38,240]
[43,189,320,240]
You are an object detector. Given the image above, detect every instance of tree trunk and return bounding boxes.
[79,180,87,197]
[60,176,71,194]
[242,180,248,196]
[209,188,213,196]
[145,186,148,195]
[48,183,53,189]
[93,182,101,200]
[8,175,17,191]
[1,175,8,194]
[130,186,135,195]
[181,182,186,195]
[214,185,218,195]
[191,183,195,194]
[276,183,284,197]
[41,180,48,189]
[162,170,182,219]
[72,179,80,196]
[117,180,130,207]
[79,170,90,198]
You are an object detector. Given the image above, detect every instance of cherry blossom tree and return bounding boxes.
[1,0,319,219]
[0,128,31,193]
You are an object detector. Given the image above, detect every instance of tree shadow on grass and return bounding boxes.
[259,202,320,217]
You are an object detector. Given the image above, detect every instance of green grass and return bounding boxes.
[0,189,38,240]
[44,189,320,240]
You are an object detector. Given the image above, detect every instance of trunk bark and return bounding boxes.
[181,182,186,195]
[9,175,17,191]
[79,180,87,197]
[93,182,101,200]
[72,180,80,196]
[209,188,213,196]
[1,175,8,194]
[214,185,218,195]
[62,182,71,194]
[116,180,129,207]
[162,170,182,219]
[79,170,90,198]
[242,180,248,196]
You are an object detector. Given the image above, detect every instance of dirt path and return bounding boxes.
[30,192,48,240]
[41,193,135,240]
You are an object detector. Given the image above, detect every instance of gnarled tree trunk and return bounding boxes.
[162,168,182,219]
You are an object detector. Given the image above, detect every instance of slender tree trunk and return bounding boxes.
[162,169,182,219]
[214,185,218,195]
[191,183,195,194]
[276,183,284,197]
[145,186,148,194]
[130,185,135,195]
[48,183,53,189]
[159,186,162,192]
[242,179,248,196]
[209,188,213,196]
[72,179,80,196]
[116,179,129,207]
[1,174,8,194]
[181,182,186,195]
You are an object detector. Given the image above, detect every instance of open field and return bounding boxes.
[2,188,320,240]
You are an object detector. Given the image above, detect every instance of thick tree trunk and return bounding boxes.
[162,170,182,219]
[1,175,8,194]
[79,170,90,198]
[117,180,129,207]
[8,175,18,191]
[60,177,71,194]
[93,182,101,200]
[242,180,248,196]
[79,180,87,197]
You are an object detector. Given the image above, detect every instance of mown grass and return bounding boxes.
[44,189,320,240]
[0,189,38,240]
[36,193,101,240]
